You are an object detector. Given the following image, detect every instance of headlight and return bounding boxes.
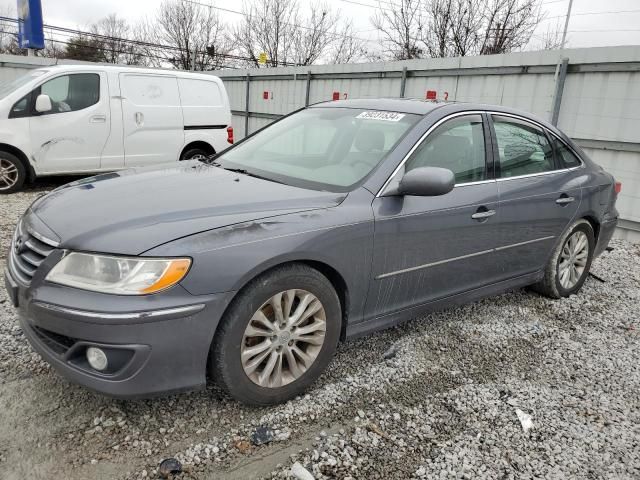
[46,252,191,295]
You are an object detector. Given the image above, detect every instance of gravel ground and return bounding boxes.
[1,179,638,480]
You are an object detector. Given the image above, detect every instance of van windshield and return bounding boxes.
[0,69,48,100]
[217,107,420,192]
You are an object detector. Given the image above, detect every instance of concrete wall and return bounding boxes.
[1,48,639,241]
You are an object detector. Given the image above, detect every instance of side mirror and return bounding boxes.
[35,94,52,113]
[397,167,455,196]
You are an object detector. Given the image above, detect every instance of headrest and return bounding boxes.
[354,128,385,153]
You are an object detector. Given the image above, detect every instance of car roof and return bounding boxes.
[311,98,567,140]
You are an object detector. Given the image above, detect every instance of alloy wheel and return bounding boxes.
[0,158,18,191]
[241,289,326,388]
[558,230,589,289]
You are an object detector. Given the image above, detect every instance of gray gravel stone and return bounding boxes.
[0,180,638,480]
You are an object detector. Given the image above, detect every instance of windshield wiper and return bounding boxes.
[211,164,284,184]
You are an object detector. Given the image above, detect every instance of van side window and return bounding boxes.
[9,94,31,118]
[551,137,582,168]
[37,74,100,114]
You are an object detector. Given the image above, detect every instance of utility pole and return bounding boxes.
[560,0,574,49]
[550,0,574,123]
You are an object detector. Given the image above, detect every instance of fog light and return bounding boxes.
[86,347,108,371]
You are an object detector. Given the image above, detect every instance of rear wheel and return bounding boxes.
[532,219,595,298]
[0,152,27,194]
[210,264,341,405]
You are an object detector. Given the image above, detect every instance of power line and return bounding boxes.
[183,0,378,45]
[543,8,640,21]
[0,16,299,66]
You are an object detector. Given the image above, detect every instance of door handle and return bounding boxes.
[134,112,144,126]
[555,196,575,205]
[89,114,106,123]
[471,209,496,220]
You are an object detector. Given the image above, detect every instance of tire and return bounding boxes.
[531,219,595,299]
[180,147,211,162]
[0,151,27,194]
[210,264,341,405]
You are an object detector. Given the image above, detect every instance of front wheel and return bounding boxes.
[532,219,595,298]
[0,152,27,194]
[210,264,341,405]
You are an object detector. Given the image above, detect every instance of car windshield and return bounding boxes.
[217,107,420,192]
[0,69,47,100]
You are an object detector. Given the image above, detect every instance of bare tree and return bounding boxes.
[371,0,426,60]
[234,0,366,67]
[91,14,145,65]
[528,21,564,51]
[328,21,368,64]
[480,0,542,54]
[140,0,233,70]
[371,0,545,59]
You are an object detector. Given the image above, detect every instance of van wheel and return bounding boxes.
[0,152,26,194]
[210,264,341,405]
[180,147,211,162]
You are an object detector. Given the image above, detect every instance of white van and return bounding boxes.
[0,65,233,193]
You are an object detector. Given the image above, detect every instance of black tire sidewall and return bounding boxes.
[0,152,26,194]
[553,221,595,297]
[213,266,341,405]
[180,148,209,161]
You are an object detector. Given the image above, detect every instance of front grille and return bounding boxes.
[9,219,57,285]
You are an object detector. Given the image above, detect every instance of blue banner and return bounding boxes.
[17,0,44,49]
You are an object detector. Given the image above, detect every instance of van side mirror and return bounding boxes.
[35,94,52,113]
[397,167,455,196]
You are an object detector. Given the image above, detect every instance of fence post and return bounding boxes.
[400,66,407,98]
[551,58,569,126]
[244,73,250,137]
[305,70,312,107]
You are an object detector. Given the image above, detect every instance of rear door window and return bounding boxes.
[492,115,555,178]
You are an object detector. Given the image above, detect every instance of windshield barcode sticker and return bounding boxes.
[356,111,405,122]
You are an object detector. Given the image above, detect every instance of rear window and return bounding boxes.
[178,78,222,106]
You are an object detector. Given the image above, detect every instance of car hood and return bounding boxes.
[29,162,346,255]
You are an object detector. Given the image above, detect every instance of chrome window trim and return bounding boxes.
[487,111,585,169]
[376,110,486,197]
[495,165,581,182]
[376,235,555,280]
[377,109,586,196]
[33,302,205,320]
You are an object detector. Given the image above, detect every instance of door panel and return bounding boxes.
[120,74,184,166]
[367,184,500,318]
[29,72,110,173]
[367,113,501,319]
[490,115,582,277]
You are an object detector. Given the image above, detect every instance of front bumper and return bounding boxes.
[5,267,235,399]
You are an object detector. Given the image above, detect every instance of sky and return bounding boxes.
[13,0,640,54]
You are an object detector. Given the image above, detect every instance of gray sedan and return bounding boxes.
[4,99,619,405]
